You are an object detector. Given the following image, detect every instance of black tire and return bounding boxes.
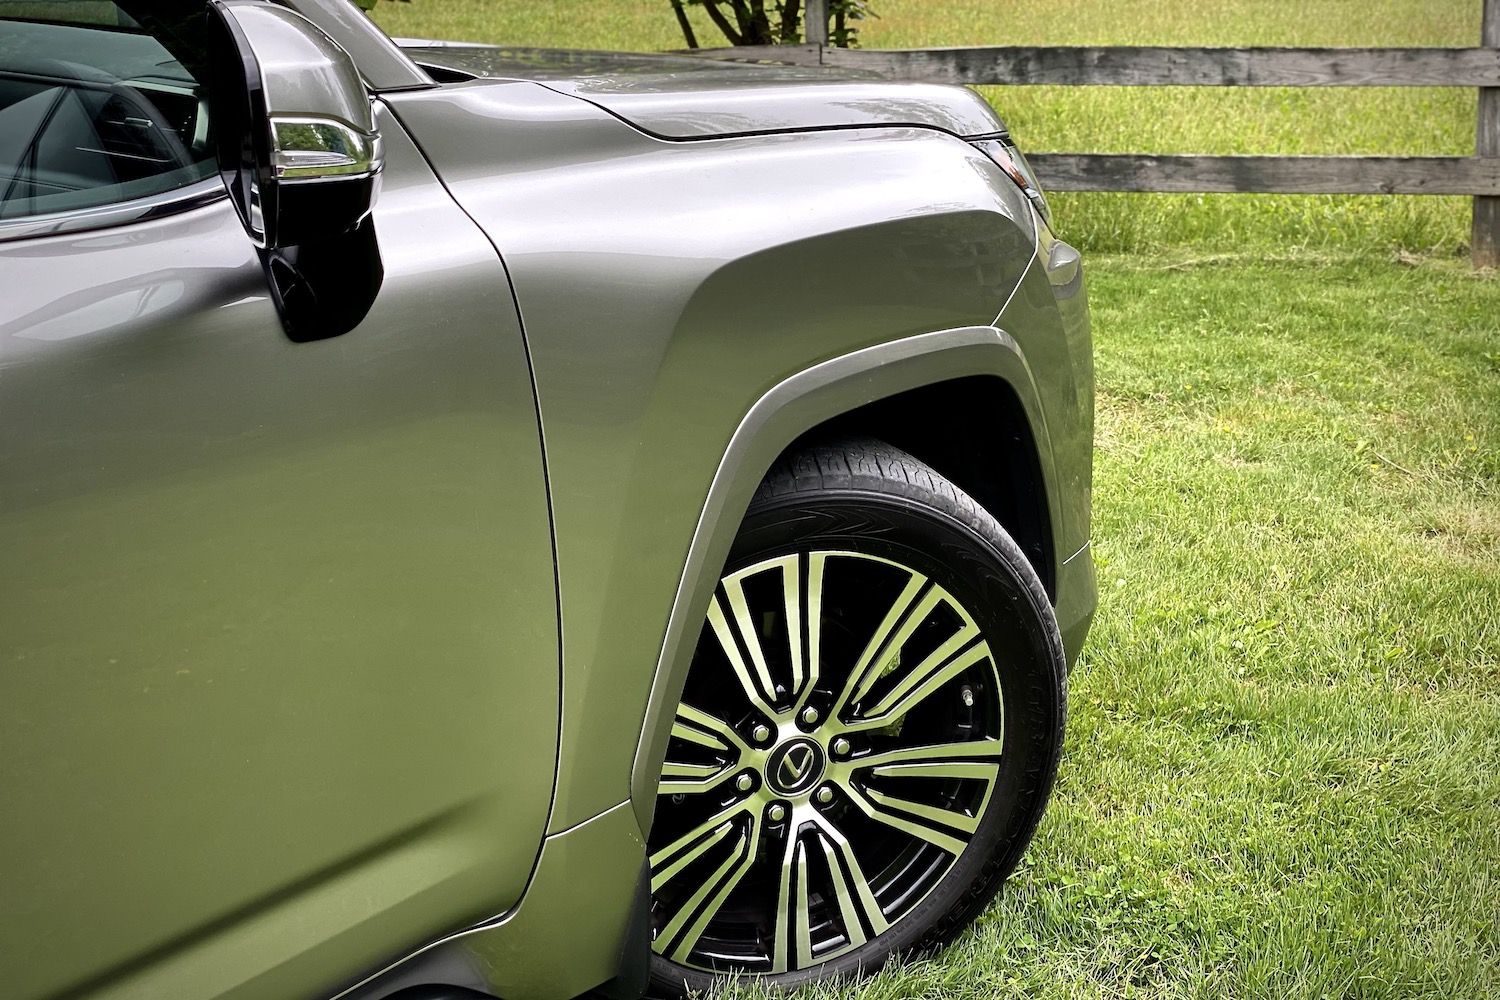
[647,438,1066,997]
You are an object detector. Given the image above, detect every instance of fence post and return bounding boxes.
[805,0,829,47]
[1474,0,1500,267]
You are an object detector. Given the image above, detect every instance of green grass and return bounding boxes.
[372,0,1483,254]
[369,2,1500,995]
[1001,252,1498,999]
[732,252,1497,1000]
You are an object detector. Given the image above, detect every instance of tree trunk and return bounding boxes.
[670,0,699,48]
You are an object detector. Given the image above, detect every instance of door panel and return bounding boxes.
[0,108,557,1000]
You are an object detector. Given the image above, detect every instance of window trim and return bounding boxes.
[0,175,226,242]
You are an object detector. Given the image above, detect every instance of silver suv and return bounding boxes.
[0,3,1096,998]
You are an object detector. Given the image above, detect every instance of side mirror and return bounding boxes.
[207,0,384,341]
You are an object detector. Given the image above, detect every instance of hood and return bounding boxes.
[396,42,1006,140]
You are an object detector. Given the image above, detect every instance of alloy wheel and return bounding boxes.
[648,550,1005,974]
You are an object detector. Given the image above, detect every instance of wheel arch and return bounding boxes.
[629,325,1061,833]
[786,375,1055,601]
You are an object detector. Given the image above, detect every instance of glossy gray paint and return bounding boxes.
[382,78,1077,842]
[399,42,1008,138]
[337,802,646,1000]
[397,43,823,79]
[0,175,226,242]
[1002,215,1094,566]
[0,105,558,999]
[281,0,433,92]
[224,2,372,134]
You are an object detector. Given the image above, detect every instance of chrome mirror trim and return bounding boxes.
[271,116,383,180]
[210,1,382,249]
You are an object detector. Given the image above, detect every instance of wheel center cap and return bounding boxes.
[765,737,825,795]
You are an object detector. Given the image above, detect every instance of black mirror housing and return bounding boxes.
[207,0,384,340]
[207,0,382,249]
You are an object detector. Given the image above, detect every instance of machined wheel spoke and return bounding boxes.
[672,702,749,755]
[844,638,990,731]
[659,704,750,797]
[770,824,813,973]
[708,590,779,718]
[830,573,931,719]
[661,813,761,963]
[724,558,789,701]
[662,760,724,779]
[864,786,981,838]
[774,555,807,705]
[652,543,1021,976]
[659,759,734,796]
[843,783,971,857]
[868,759,999,781]
[808,814,890,947]
[839,737,1004,789]
[791,553,827,711]
[650,802,752,890]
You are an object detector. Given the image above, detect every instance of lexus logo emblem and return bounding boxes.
[767,738,824,794]
[779,745,815,786]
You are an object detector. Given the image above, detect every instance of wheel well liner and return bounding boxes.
[787,375,1055,599]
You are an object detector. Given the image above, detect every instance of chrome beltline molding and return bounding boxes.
[0,177,226,243]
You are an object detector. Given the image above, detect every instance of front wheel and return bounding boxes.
[647,439,1067,996]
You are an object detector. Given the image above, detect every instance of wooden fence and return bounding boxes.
[686,0,1500,267]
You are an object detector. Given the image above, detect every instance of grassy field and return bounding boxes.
[849,253,1498,1000]
[696,252,1495,1000]
[715,252,1493,1000]
[371,2,1500,997]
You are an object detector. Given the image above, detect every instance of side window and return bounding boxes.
[0,1,217,220]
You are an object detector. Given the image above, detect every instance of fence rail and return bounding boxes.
[1029,154,1500,195]
[683,0,1500,267]
[693,44,1500,88]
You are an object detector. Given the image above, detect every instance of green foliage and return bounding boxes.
[823,0,874,48]
[668,0,876,48]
